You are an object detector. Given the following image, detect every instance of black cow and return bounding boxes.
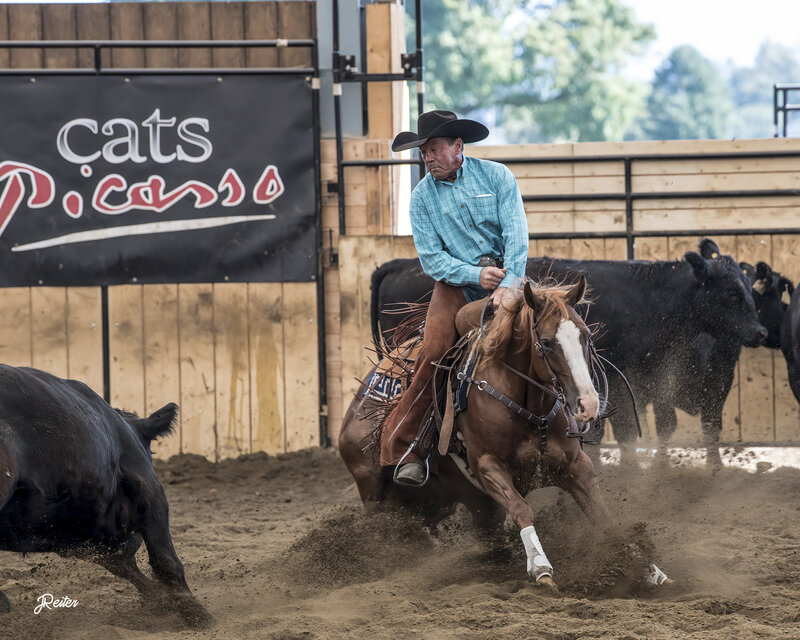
[0,365,210,626]
[369,239,767,465]
[781,282,800,404]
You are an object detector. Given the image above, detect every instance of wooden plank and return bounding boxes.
[213,283,250,459]
[722,366,741,443]
[283,282,320,451]
[365,2,404,138]
[277,0,313,68]
[66,287,103,394]
[31,287,68,379]
[603,238,627,260]
[537,238,571,259]
[8,4,42,69]
[737,234,775,443]
[633,157,800,176]
[143,3,179,69]
[0,5,9,69]
[108,285,145,416]
[76,4,110,69]
[569,239,605,260]
[143,284,181,459]
[244,2,279,68]
[633,172,800,193]
[178,284,216,460]
[248,283,285,454]
[177,2,212,68]
[42,4,77,68]
[632,237,668,261]
[666,235,707,261]
[771,234,800,442]
[110,3,145,68]
[634,203,800,233]
[210,2,245,68]
[0,289,32,367]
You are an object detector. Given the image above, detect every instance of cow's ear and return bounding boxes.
[779,276,795,297]
[739,262,756,283]
[523,281,545,316]
[684,251,709,281]
[755,261,773,284]
[699,238,721,260]
[565,273,586,307]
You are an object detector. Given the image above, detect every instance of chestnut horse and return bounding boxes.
[339,276,668,589]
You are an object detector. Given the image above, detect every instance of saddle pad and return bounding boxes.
[361,336,422,401]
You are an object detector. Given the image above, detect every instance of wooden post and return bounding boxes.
[365,1,410,234]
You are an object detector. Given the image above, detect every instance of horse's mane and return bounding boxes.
[481,277,577,365]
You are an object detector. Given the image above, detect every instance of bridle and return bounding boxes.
[457,296,641,453]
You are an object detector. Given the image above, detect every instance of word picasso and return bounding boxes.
[0,109,285,238]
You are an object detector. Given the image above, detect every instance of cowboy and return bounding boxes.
[381,110,530,485]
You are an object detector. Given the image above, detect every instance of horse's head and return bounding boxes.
[521,276,599,423]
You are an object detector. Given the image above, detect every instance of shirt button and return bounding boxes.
[454,186,458,189]
[461,205,464,208]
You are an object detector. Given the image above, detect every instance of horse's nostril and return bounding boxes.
[578,400,585,413]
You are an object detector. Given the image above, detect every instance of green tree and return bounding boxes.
[407,0,655,142]
[636,45,733,140]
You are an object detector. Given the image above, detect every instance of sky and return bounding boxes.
[624,0,800,80]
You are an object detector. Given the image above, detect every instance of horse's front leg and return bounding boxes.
[557,450,613,530]
[473,453,556,589]
[559,449,672,586]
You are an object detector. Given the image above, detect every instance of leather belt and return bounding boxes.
[479,256,504,269]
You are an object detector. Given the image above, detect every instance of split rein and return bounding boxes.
[447,297,640,454]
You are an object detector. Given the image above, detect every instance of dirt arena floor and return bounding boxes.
[3,446,800,640]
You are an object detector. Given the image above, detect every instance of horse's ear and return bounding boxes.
[565,274,586,307]
[523,281,545,315]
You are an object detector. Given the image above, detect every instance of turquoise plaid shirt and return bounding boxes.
[409,155,529,289]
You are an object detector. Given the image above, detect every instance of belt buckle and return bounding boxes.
[478,256,496,268]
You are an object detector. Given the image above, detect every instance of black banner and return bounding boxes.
[0,74,317,286]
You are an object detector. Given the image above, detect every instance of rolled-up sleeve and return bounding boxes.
[410,191,483,285]
[495,165,529,288]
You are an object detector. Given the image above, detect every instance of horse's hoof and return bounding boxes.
[646,564,672,587]
[533,575,559,592]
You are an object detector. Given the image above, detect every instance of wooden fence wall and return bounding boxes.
[0,2,320,461]
[327,138,800,448]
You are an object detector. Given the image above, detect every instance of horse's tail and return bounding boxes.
[370,262,391,358]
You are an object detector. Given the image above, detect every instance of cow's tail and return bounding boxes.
[135,403,179,443]
[370,263,390,359]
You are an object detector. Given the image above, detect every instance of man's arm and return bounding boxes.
[495,164,529,289]
[410,193,483,285]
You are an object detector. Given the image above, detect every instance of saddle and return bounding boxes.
[362,299,492,461]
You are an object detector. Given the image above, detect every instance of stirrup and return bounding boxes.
[392,444,430,488]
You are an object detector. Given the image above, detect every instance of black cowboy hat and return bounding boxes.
[391,110,489,152]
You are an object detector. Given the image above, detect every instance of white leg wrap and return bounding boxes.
[646,563,670,586]
[520,525,553,581]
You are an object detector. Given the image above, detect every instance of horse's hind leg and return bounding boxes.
[473,453,556,588]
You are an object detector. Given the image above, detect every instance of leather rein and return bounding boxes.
[456,297,641,454]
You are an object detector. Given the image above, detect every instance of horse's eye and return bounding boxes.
[540,338,554,350]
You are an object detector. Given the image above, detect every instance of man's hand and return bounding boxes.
[491,286,508,308]
[480,266,506,291]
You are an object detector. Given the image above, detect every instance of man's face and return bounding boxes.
[419,137,463,180]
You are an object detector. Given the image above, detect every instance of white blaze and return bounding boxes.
[555,319,599,420]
